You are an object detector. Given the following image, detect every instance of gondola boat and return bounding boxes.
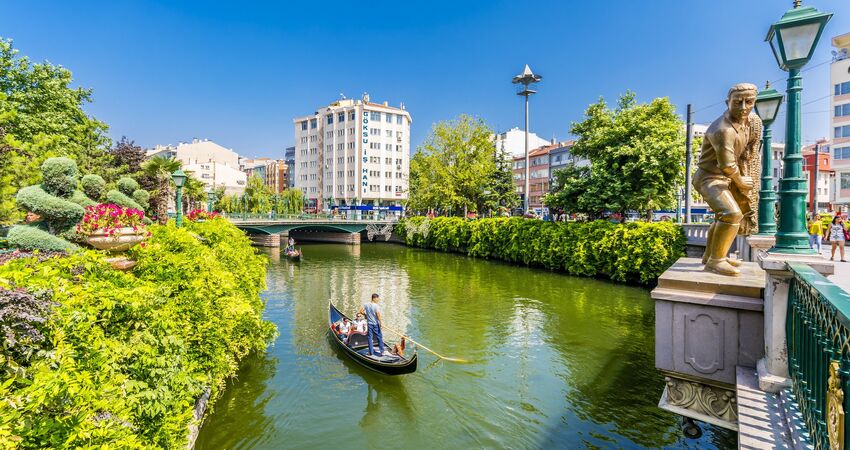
[285,249,302,260]
[328,302,417,375]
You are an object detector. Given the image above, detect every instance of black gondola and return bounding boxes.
[328,302,417,375]
[285,249,302,260]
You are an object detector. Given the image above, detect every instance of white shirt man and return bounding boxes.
[352,315,367,333]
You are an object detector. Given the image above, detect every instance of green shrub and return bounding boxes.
[80,174,106,201]
[0,219,275,448]
[40,157,79,198]
[106,189,145,211]
[132,189,150,210]
[15,185,85,229]
[117,177,140,196]
[69,190,96,208]
[5,225,79,252]
[400,217,685,284]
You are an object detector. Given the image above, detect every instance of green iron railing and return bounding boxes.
[787,262,850,449]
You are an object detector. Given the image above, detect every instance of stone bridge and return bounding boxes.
[227,217,399,247]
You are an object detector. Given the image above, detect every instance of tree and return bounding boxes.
[408,115,518,216]
[544,92,684,220]
[110,136,147,181]
[142,156,182,224]
[182,175,206,211]
[244,174,273,213]
[0,38,112,223]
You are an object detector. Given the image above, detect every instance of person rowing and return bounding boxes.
[358,293,384,357]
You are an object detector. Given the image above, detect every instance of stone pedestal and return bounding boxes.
[746,235,776,263]
[756,252,833,393]
[652,257,765,430]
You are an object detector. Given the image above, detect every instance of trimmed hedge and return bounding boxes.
[397,217,685,284]
[132,189,150,210]
[15,185,85,227]
[80,174,106,201]
[0,219,275,448]
[40,157,79,198]
[6,224,79,252]
[106,189,145,211]
[117,177,140,196]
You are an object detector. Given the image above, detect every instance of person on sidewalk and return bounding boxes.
[828,216,847,262]
[359,293,385,357]
[809,213,824,253]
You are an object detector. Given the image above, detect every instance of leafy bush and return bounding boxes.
[81,174,106,201]
[117,177,140,196]
[132,189,150,210]
[15,185,86,228]
[69,190,96,208]
[0,287,56,377]
[0,219,275,448]
[106,189,145,211]
[400,217,685,284]
[39,157,79,198]
[5,225,80,252]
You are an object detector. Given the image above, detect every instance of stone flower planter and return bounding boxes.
[86,227,147,251]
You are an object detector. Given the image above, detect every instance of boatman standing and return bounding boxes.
[359,293,385,357]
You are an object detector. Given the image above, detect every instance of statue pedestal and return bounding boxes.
[746,235,776,262]
[652,257,765,430]
[756,252,833,392]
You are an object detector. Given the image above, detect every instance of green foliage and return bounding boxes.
[16,185,85,231]
[69,190,96,208]
[400,217,685,284]
[408,115,518,215]
[40,157,80,198]
[142,157,182,224]
[133,189,150,211]
[0,220,275,448]
[5,225,79,252]
[81,174,106,201]
[117,177,140,196]
[544,92,685,219]
[106,189,145,211]
[0,38,113,223]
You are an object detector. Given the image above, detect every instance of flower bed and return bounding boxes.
[186,209,220,222]
[0,219,276,448]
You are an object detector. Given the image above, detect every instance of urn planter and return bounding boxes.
[86,227,146,251]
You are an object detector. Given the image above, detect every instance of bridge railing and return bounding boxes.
[222,212,399,222]
[786,262,850,449]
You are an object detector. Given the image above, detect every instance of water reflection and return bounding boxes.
[196,244,736,449]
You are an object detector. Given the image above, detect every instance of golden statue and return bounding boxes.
[693,83,761,276]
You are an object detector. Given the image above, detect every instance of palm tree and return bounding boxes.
[182,174,206,211]
[142,156,182,225]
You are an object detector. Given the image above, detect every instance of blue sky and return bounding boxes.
[2,1,849,158]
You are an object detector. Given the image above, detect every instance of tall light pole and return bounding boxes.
[765,1,832,253]
[754,82,783,236]
[513,64,542,214]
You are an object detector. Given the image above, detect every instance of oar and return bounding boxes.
[382,325,469,363]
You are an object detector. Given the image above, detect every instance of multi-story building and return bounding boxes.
[284,146,296,189]
[494,127,552,159]
[513,144,557,213]
[802,140,832,213]
[770,143,786,193]
[145,138,246,194]
[293,94,411,213]
[243,158,289,193]
[831,32,850,212]
[547,140,584,181]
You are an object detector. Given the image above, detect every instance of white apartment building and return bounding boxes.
[494,127,551,159]
[831,32,850,211]
[146,139,246,194]
[293,94,411,212]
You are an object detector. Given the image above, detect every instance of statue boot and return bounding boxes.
[701,222,717,264]
[704,222,740,276]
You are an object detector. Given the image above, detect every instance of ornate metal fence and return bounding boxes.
[787,262,850,449]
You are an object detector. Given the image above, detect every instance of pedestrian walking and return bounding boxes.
[828,216,847,262]
[808,214,824,253]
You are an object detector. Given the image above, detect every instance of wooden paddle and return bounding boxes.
[382,325,469,363]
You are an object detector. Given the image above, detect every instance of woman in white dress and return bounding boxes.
[828,216,847,262]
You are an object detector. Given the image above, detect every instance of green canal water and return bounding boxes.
[195,244,735,449]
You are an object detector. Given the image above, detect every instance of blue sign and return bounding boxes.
[333,205,403,211]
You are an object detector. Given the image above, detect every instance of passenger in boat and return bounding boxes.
[335,318,351,340]
[352,313,367,333]
[285,237,296,253]
[359,293,384,357]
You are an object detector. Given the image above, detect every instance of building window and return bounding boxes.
[338,113,345,122]
[835,125,850,139]
[396,115,403,125]
[337,143,344,150]
[348,170,354,177]
[385,113,393,122]
[348,142,355,149]
[370,142,380,149]
[310,119,317,129]
[201,173,210,179]
[370,112,381,121]
[326,144,332,151]
[385,157,392,164]
[326,131,333,138]
[370,128,380,135]
[384,185,392,192]
[396,131,403,139]
[395,159,402,165]
[836,104,850,117]
[395,186,402,192]
[385,130,392,137]
[835,146,850,160]
[396,145,402,152]
[385,171,392,178]
[385,144,392,151]
[337,129,344,136]
[836,81,850,96]
[301,121,308,131]
[349,127,355,135]
[327,114,333,124]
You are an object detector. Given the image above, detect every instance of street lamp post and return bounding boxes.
[171,169,187,227]
[765,1,832,253]
[513,64,542,214]
[754,82,784,236]
[207,189,217,213]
